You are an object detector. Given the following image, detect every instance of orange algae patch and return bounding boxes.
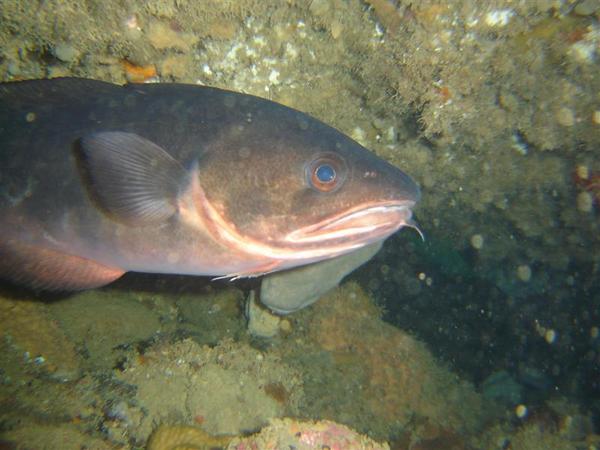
[435,85,452,103]
[122,60,158,83]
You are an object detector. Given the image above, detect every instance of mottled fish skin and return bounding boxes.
[0,78,420,290]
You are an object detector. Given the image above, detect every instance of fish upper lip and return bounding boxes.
[285,200,416,244]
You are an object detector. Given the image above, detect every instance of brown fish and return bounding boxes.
[0,78,420,290]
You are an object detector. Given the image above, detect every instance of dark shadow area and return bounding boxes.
[351,231,600,427]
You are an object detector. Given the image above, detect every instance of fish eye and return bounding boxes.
[315,164,335,183]
[306,154,347,193]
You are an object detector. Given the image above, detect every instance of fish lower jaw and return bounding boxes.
[284,203,414,245]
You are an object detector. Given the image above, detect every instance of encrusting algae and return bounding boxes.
[147,424,231,450]
[0,294,80,379]
[146,418,390,450]
[293,282,485,440]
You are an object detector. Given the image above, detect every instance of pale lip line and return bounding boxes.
[191,176,416,266]
[285,201,416,244]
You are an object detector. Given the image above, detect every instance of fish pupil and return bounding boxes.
[315,164,335,183]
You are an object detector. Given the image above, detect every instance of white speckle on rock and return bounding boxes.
[351,127,367,145]
[53,43,79,62]
[285,43,298,59]
[515,404,528,418]
[466,15,479,28]
[485,9,514,27]
[577,191,594,213]
[268,69,280,84]
[570,40,596,63]
[545,329,557,344]
[252,36,266,47]
[470,234,484,250]
[517,265,532,282]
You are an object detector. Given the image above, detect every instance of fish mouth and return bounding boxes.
[284,200,418,248]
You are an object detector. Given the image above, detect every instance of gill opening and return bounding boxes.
[185,174,365,262]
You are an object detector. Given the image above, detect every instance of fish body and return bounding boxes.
[0,78,420,290]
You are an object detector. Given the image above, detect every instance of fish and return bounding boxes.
[0,78,420,291]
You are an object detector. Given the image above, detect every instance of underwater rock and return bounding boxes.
[296,282,486,439]
[477,420,587,450]
[52,42,79,63]
[2,423,114,450]
[177,286,246,345]
[246,290,282,338]
[227,418,390,449]
[146,20,199,51]
[0,294,80,379]
[146,418,388,450]
[481,370,523,405]
[117,338,303,443]
[49,290,162,371]
[147,424,231,450]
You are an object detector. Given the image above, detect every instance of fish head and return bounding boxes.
[192,111,421,274]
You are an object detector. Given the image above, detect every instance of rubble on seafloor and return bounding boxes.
[147,418,390,450]
[111,338,304,443]
[95,282,486,447]
[284,282,486,441]
[1,281,596,449]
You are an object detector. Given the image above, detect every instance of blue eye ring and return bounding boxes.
[306,153,347,193]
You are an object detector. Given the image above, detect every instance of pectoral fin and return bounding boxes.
[77,131,185,225]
